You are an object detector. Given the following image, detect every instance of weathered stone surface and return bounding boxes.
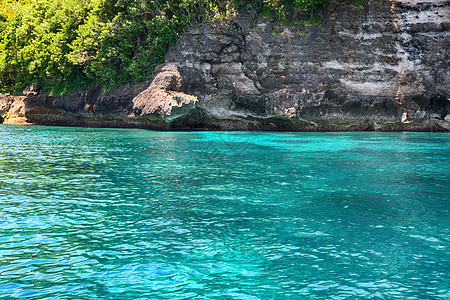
[0,82,149,124]
[0,94,29,124]
[162,0,449,125]
[22,83,41,96]
[0,0,448,131]
[0,94,14,118]
[132,64,197,117]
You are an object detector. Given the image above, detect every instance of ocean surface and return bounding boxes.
[0,125,449,299]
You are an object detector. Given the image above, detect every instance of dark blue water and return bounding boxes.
[0,125,449,299]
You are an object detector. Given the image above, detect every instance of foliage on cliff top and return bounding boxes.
[0,0,363,95]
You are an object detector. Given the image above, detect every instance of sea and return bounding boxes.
[0,125,448,299]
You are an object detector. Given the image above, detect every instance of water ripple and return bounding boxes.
[0,126,449,298]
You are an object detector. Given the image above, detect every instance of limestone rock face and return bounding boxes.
[163,0,449,122]
[0,94,14,117]
[132,64,197,117]
[0,94,28,124]
[22,83,41,96]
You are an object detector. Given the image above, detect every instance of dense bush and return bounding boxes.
[0,0,357,95]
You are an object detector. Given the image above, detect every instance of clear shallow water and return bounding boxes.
[0,125,449,299]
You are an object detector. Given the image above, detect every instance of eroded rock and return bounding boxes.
[132,65,197,117]
[162,0,449,124]
[22,83,41,96]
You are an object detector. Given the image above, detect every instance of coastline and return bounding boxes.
[1,1,449,133]
[2,105,448,132]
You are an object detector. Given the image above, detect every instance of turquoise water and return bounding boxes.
[0,125,449,299]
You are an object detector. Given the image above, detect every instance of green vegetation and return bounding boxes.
[0,0,363,95]
[0,0,29,18]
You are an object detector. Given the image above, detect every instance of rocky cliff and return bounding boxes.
[1,0,449,131]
